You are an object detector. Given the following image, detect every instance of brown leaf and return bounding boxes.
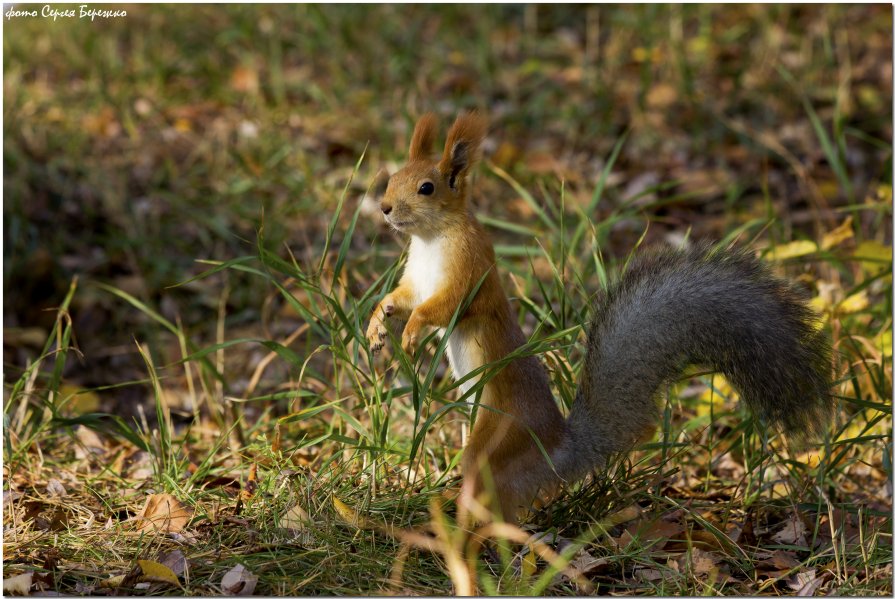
[280,503,310,532]
[689,548,721,576]
[634,567,666,582]
[46,479,66,498]
[787,569,823,596]
[771,512,808,545]
[160,550,187,577]
[756,550,801,571]
[221,563,258,596]
[646,83,677,109]
[131,493,192,534]
[618,515,686,552]
[74,425,106,459]
[568,551,610,576]
[230,65,259,94]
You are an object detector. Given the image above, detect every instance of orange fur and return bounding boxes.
[408,112,438,161]
[367,113,565,522]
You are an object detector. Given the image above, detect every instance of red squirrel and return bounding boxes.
[367,113,832,522]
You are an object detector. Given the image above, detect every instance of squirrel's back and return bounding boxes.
[554,243,833,483]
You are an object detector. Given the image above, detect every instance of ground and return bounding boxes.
[3,4,892,596]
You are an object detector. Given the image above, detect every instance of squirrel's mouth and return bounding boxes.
[386,218,413,231]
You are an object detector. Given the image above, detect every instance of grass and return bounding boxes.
[3,4,893,596]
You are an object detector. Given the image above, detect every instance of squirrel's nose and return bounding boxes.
[381,204,392,215]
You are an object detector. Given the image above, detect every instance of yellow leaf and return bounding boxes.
[697,376,736,418]
[333,497,368,528]
[765,240,817,261]
[853,241,891,277]
[599,505,642,528]
[99,575,126,589]
[632,47,650,62]
[59,384,101,415]
[138,560,180,585]
[521,546,538,577]
[796,450,823,467]
[820,216,854,250]
[809,295,830,314]
[173,118,192,133]
[874,329,892,358]
[838,291,869,314]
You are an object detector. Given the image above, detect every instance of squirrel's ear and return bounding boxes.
[408,113,438,161]
[439,112,487,190]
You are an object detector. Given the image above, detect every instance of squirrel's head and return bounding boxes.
[379,112,487,238]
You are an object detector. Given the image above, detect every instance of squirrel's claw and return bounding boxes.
[366,314,389,353]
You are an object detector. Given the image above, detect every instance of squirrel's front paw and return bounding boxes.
[401,316,422,355]
[366,314,388,353]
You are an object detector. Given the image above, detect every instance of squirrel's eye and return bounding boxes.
[417,182,435,196]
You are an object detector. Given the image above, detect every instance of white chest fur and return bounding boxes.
[406,235,446,304]
[405,235,482,398]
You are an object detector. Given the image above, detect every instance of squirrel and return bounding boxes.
[366,112,833,522]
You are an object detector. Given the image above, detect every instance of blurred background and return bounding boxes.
[4,4,892,416]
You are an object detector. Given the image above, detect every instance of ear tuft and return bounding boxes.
[439,112,487,190]
[408,113,438,161]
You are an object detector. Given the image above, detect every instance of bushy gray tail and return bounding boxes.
[555,243,833,483]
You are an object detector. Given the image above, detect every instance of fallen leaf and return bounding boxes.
[239,463,258,504]
[137,560,179,586]
[820,216,854,250]
[771,513,807,546]
[874,329,892,358]
[98,575,125,589]
[568,550,610,575]
[616,513,688,553]
[756,550,801,571]
[520,547,538,577]
[599,504,642,528]
[634,567,665,582]
[853,240,891,277]
[333,497,368,528]
[59,384,101,415]
[837,291,869,314]
[646,83,677,109]
[280,503,310,531]
[689,548,720,576]
[132,493,192,534]
[160,550,187,577]
[3,572,33,595]
[221,563,258,595]
[765,240,817,261]
[787,569,822,596]
[74,425,106,459]
[230,65,259,94]
[46,479,67,497]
